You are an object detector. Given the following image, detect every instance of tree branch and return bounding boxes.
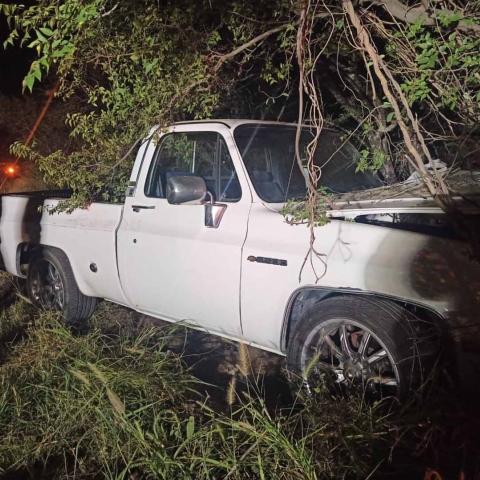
[343,0,446,198]
[214,23,289,71]
[368,0,480,34]
[165,24,290,114]
[101,3,119,17]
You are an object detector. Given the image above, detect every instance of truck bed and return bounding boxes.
[0,192,126,303]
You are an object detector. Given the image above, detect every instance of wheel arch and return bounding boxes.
[16,241,44,277]
[281,287,450,353]
[23,242,99,323]
[17,242,74,280]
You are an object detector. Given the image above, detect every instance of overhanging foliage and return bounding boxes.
[0,0,479,208]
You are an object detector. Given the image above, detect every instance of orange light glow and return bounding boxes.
[3,164,18,177]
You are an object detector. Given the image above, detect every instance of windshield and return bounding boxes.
[234,124,382,203]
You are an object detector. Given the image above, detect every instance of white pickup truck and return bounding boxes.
[1,120,480,398]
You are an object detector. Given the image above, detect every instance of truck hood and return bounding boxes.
[329,169,480,216]
[265,169,480,214]
[266,170,480,239]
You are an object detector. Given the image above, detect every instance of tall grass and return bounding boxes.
[0,298,478,479]
[0,302,401,479]
[0,312,196,477]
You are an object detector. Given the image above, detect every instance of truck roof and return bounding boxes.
[172,119,311,129]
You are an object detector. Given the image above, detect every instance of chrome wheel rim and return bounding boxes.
[30,260,65,311]
[300,319,400,397]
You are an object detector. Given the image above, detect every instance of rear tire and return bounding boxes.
[27,247,98,326]
[286,295,441,400]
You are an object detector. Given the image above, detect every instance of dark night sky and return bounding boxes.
[0,5,35,160]
[0,4,34,95]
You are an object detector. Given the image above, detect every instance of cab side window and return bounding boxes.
[145,132,241,202]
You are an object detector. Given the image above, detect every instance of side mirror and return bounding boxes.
[166,175,207,205]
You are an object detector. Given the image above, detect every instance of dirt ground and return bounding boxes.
[93,301,291,409]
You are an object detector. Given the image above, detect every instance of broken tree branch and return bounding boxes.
[343,0,448,198]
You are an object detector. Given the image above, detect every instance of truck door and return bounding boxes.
[117,125,251,337]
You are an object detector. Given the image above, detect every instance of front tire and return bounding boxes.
[27,247,98,325]
[286,295,440,400]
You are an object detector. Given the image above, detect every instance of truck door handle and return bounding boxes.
[131,205,156,212]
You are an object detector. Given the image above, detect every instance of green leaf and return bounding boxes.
[186,415,195,439]
[32,63,42,81]
[23,74,35,93]
[39,27,54,37]
[35,29,47,43]
[27,39,39,49]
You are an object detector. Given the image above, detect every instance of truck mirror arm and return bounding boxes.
[204,201,227,228]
